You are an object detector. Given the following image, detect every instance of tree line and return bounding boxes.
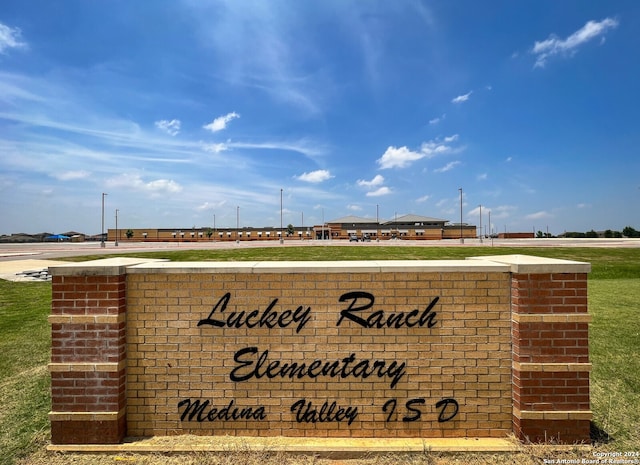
[558,226,640,239]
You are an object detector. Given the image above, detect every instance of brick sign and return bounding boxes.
[48,255,591,444]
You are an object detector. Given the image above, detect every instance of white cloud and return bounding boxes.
[357,174,385,188]
[434,161,461,173]
[347,204,362,211]
[366,186,392,197]
[377,135,461,169]
[203,112,240,132]
[52,170,91,181]
[0,22,27,53]
[532,17,619,68]
[416,194,430,203]
[296,169,333,183]
[106,173,183,195]
[451,91,472,104]
[477,173,488,181]
[155,119,181,136]
[377,146,423,169]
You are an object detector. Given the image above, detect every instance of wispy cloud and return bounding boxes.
[532,17,619,68]
[106,173,183,196]
[196,200,227,211]
[434,161,461,173]
[451,91,472,104]
[416,194,430,203]
[155,119,181,136]
[52,170,91,181]
[228,140,324,160]
[0,22,27,53]
[203,112,240,132]
[490,205,517,219]
[429,114,445,125]
[295,169,333,183]
[201,142,228,154]
[525,210,553,220]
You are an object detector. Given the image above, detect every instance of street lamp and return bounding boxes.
[459,188,463,244]
[101,193,107,248]
[280,188,284,244]
[236,206,240,244]
[376,204,379,242]
[115,209,119,247]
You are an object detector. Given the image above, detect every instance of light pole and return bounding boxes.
[115,209,119,247]
[101,193,107,248]
[213,214,216,243]
[376,204,379,242]
[280,188,284,244]
[489,210,493,246]
[478,204,482,244]
[236,206,240,244]
[459,188,463,244]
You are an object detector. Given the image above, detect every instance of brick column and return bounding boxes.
[478,255,591,443]
[48,258,143,444]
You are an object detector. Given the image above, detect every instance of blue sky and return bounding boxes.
[1,1,639,236]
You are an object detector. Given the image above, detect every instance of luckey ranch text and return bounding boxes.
[184,290,455,427]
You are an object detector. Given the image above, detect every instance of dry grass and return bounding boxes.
[19,444,600,465]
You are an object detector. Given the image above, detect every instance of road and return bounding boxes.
[1,237,639,262]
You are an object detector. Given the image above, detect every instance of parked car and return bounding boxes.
[349,234,359,242]
[361,234,371,242]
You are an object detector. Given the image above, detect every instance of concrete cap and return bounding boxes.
[468,254,591,274]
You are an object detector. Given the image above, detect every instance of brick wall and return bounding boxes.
[49,255,591,444]
[125,266,512,438]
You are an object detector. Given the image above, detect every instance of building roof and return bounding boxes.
[383,214,448,225]
[328,215,378,224]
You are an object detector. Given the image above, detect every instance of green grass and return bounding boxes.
[589,279,640,447]
[1,247,638,464]
[65,245,640,280]
[0,281,51,464]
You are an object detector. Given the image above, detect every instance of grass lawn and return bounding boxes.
[1,246,638,464]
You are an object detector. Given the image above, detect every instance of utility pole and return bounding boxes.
[478,204,482,244]
[376,204,379,242]
[115,209,119,247]
[101,193,107,248]
[459,188,464,244]
[280,188,284,244]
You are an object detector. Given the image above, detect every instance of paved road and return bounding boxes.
[1,237,639,262]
